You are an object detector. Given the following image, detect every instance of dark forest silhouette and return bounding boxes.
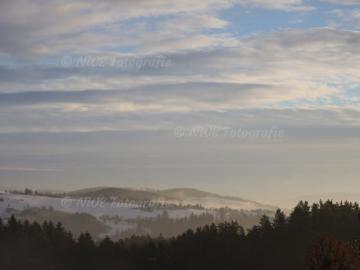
[1,200,360,270]
[100,208,269,239]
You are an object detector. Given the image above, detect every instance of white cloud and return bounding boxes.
[0,1,359,134]
[0,0,312,58]
[321,0,360,5]
[0,28,359,116]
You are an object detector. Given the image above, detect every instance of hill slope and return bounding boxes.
[69,187,276,211]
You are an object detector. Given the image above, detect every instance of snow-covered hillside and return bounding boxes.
[0,192,212,238]
[69,187,277,211]
[0,192,206,220]
[0,190,275,239]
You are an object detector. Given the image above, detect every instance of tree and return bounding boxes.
[273,209,286,229]
[307,236,360,270]
[24,188,33,195]
[7,215,20,232]
[260,215,273,236]
[0,218,3,236]
[77,232,95,250]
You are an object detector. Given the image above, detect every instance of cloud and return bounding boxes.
[0,79,339,113]
[321,0,360,5]
[0,0,313,58]
[0,167,61,172]
[1,28,358,101]
[0,1,359,135]
[0,105,360,135]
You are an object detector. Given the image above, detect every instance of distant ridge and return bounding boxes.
[68,187,277,211]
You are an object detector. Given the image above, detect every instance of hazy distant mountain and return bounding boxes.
[69,187,277,211]
[0,189,275,239]
[69,187,165,201]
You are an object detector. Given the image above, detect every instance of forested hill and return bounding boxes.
[1,200,360,270]
[67,187,276,210]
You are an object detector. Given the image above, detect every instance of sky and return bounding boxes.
[0,0,360,206]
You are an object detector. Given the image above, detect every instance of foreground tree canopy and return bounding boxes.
[1,200,360,270]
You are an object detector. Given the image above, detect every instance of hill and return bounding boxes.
[69,187,276,211]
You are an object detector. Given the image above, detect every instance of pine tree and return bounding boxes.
[273,209,287,229]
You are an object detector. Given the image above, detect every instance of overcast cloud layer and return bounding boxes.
[0,0,359,206]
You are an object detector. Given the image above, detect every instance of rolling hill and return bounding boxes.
[68,187,277,211]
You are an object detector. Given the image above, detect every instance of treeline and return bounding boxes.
[9,188,66,198]
[103,212,214,239]
[1,200,360,270]
[102,208,270,239]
